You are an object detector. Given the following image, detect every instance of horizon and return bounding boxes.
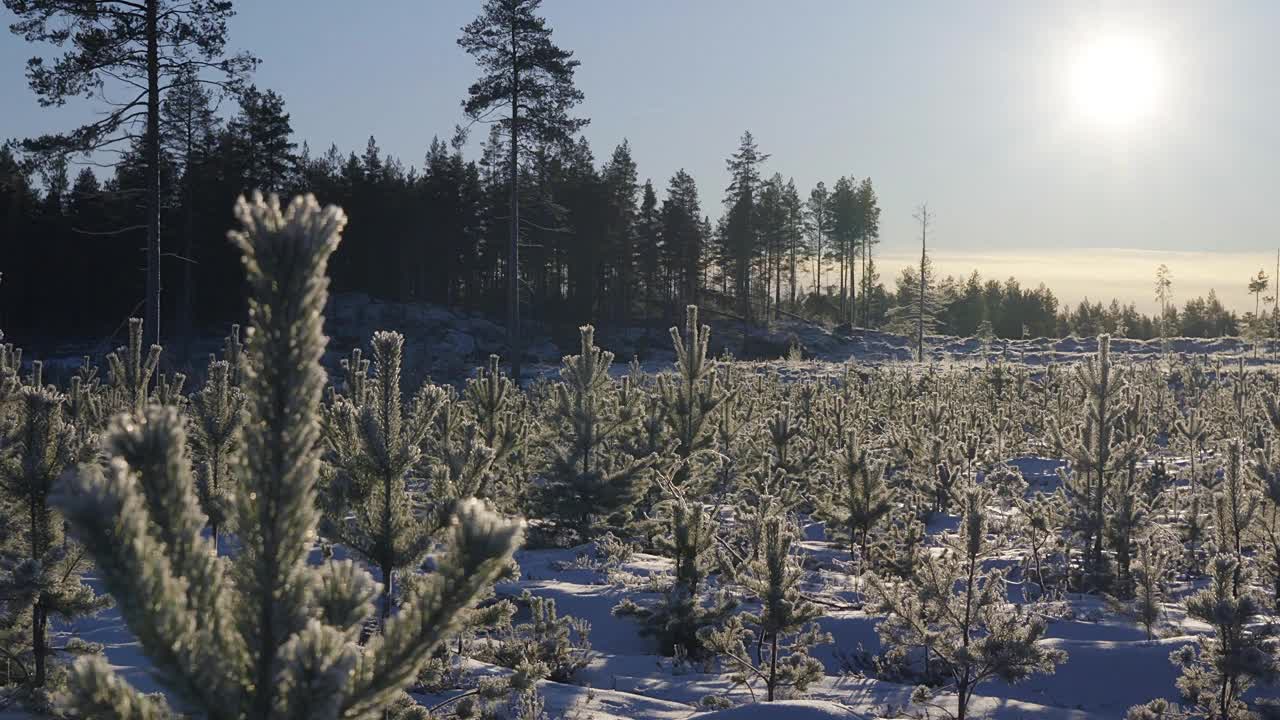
[4,1,1280,316]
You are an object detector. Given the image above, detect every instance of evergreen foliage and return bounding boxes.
[321,330,450,628]
[53,194,523,719]
[539,325,655,541]
[700,516,830,702]
[869,489,1067,720]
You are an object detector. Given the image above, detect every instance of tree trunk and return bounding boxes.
[507,21,522,385]
[145,0,162,347]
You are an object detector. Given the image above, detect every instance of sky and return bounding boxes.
[3,0,1279,314]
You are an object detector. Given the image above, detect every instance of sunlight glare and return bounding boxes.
[1069,34,1163,130]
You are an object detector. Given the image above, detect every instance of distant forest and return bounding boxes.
[0,0,1260,347]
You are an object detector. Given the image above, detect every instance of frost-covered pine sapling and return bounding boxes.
[0,386,108,698]
[488,592,592,683]
[55,194,524,720]
[1132,540,1169,642]
[1179,493,1211,577]
[615,470,735,659]
[1249,444,1280,610]
[1169,556,1278,720]
[761,401,818,488]
[1054,334,1132,587]
[1014,490,1068,601]
[427,399,499,513]
[322,330,449,628]
[188,358,244,555]
[699,516,831,702]
[542,325,656,541]
[104,316,161,417]
[1174,409,1209,495]
[1213,440,1260,597]
[819,431,892,571]
[869,488,1067,720]
[464,354,521,468]
[659,305,732,490]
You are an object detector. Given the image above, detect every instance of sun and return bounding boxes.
[1069,34,1163,130]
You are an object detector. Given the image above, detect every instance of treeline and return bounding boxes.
[1,112,1252,345]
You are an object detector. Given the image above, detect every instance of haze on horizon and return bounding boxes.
[3,0,1277,314]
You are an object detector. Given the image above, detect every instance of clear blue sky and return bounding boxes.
[4,1,1278,310]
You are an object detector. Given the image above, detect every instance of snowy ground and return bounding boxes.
[11,310,1280,718]
[14,450,1256,720]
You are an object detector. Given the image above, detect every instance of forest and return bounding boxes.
[2,1,1280,720]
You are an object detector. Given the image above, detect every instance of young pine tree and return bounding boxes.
[322,330,449,628]
[658,305,732,491]
[1053,334,1134,588]
[0,386,108,700]
[819,430,892,570]
[1169,556,1278,720]
[869,488,1067,720]
[55,194,523,719]
[700,516,831,702]
[615,470,735,659]
[541,326,655,541]
[187,357,245,556]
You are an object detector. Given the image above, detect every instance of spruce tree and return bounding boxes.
[700,516,831,702]
[322,330,449,628]
[55,194,522,719]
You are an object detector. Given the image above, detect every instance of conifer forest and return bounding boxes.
[2,1,1280,719]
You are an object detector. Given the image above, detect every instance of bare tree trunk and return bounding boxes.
[507,21,522,384]
[145,0,161,347]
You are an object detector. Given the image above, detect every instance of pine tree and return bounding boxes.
[188,357,245,556]
[1212,441,1259,598]
[658,306,732,491]
[819,431,892,569]
[869,489,1067,720]
[1132,540,1169,642]
[1053,334,1134,587]
[0,385,108,700]
[614,471,735,659]
[541,325,655,541]
[105,317,162,417]
[322,330,449,629]
[1169,556,1278,719]
[459,0,588,380]
[55,194,523,719]
[5,0,256,346]
[700,516,831,702]
[463,355,521,472]
[1249,442,1280,610]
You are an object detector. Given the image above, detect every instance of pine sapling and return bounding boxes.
[322,330,449,628]
[188,358,244,556]
[0,386,108,698]
[700,516,831,702]
[869,488,1067,720]
[55,194,523,719]
[1170,556,1278,719]
[819,431,892,571]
